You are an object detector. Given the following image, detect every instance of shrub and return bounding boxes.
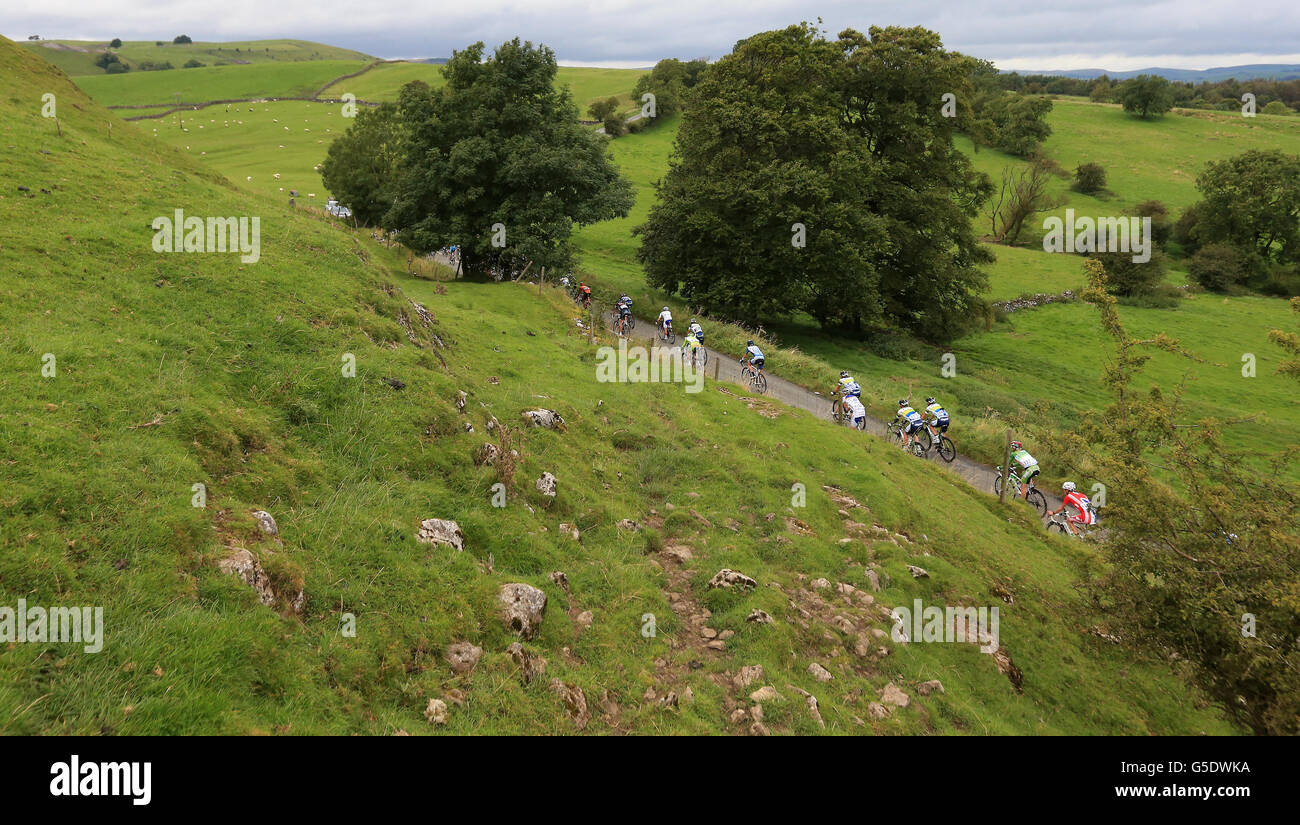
[183,59,205,68]
[1262,100,1293,116]
[602,115,626,137]
[1073,162,1107,194]
[1093,249,1168,296]
[1129,199,1171,247]
[1187,243,1246,291]
[173,35,192,44]
[110,38,122,49]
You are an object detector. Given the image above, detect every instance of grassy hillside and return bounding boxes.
[0,35,1237,735]
[322,60,645,111]
[21,38,372,76]
[75,60,369,106]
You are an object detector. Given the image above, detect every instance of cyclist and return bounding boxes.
[840,392,866,429]
[896,400,925,452]
[1047,482,1096,536]
[560,275,571,288]
[656,307,673,339]
[682,330,704,366]
[740,340,765,373]
[578,282,592,307]
[923,396,950,446]
[615,299,633,335]
[832,371,862,419]
[1008,440,1040,500]
[688,318,704,345]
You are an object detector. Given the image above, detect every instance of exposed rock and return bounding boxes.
[663,545,693,563]
[708,569,757,591]
[750,685,783,703]
[907,565,929,579]
[521,408,566,430]
[535,472,558,498]
[811,578,831,590]
[424,698,449,725]
[499,583,547,639]
[746,609,773,624]
[805,694,825,728]
[616,518,640,531]
[445,642,482,674]
[443,688,466,706]
[917,679,945,696]
[864,569,881,591]
[735,665,764,688]
[462,422,474,433]
[880,683,910,708]
[576,610,594,629]
[689,509,713,528]
[749,721,770,736]
[549,571,570,593]
[416,518,465,551]
[808,663,833,682]
[867,702,890,720]
[217,548,275,607]
[250,510,278,536]
[549,679,591,730]
[558,522,580,541]
[506,642,548,685]
[455,390,467,412]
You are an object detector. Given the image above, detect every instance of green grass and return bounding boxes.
[75,60,368,106]
[22,38,372,77]
[0,35,1238,735]
[324,60,645,112]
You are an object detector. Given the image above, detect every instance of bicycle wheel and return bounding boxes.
[855,416,867,431]
[1026,488,1048,517]
[627,316,636,332]
[752,372,768,394]
[697,348,708,367]
[1046,518,1067,535]
[936,436,956,462]
[993,473,1004,496]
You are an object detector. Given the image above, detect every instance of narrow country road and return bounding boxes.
[601,306,1066,515]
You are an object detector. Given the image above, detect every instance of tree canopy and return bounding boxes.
[635,24,992,340]
[325,39,634,279]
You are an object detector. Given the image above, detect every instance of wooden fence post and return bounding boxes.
[1000,428,1013,503]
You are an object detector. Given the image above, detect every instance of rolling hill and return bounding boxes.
[0,34,1237,735]
[20,37,373,76]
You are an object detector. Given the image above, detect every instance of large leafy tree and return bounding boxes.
[1191,150,1300,264]
[384,39,633,278]
[636,24,991,339]
[319,101,407,226]
[1117,74,1174,118]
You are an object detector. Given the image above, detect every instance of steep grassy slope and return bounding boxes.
[0,36,1237,735]
[21,38,372,76]
[75,60,369,106]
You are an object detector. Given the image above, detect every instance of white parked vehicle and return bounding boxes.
[325,198,352,219]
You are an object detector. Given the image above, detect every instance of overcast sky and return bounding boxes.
[5,0,1298,71]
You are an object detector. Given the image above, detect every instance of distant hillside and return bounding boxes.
[20,38,374,76]
[1013,64,1300,82]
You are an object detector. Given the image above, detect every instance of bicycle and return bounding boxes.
[993,466,1048,516]
[887,419,926,457]
[659,322,675,346]
[830,394,866,430]
[613,312,633,337]
[1045,510,1097,539]
[739,360,768,394]
[918,421,956,463]
[682,342,708,369]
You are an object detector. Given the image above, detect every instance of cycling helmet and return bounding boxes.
[747,340,754,346]
[690,318,696,324]
[663,307,669,312]
[925,397,936,404]
[840,371,850,378]
[898,399,908,407]
[1010,440,1022,450]
[1062,481,1076,492]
